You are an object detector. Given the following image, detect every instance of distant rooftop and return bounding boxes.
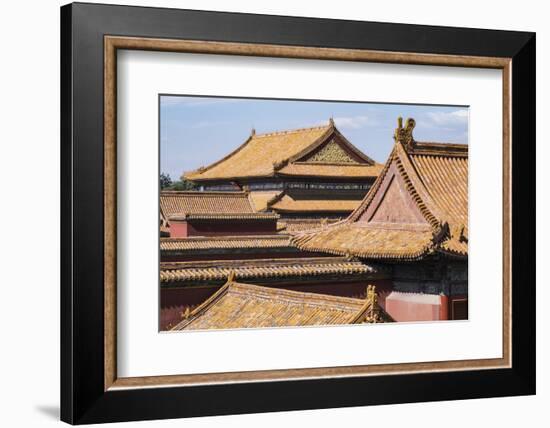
[171,280,392,330]
[184,119,380,182]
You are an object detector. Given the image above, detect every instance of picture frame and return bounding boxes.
[61,2,535,424]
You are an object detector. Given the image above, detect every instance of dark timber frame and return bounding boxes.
[61,2,535,424]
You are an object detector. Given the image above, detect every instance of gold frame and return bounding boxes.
[104,36,512,391]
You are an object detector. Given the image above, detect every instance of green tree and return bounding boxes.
[160,172,172,189]
[168,179,197,191]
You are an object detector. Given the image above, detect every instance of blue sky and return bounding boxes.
[160,95,468,181]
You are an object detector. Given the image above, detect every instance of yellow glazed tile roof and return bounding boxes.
[277,218,340,233]
[270,193,361,213]
[160,257,378,284]
[171,281,391,330]
[185,125,332,181]
[160,191,257,224]
[277,162,383,178]
[247,191,283,212]
[168,212,279,221]
[160,235,292,252]
[294,118,468,260]
[295,224,436,260]
[184,121,378,181]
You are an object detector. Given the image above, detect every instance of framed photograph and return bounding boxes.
[61,2,535,424]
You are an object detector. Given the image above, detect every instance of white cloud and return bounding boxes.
[425,109,468,126]
[333,115,375,129]
[190,119,231,129]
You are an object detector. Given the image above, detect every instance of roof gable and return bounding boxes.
[361,169,427,225]
[301,138,360,164]
[294,117,468,260]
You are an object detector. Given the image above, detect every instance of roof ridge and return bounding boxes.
[160,190,248,196]
[291,161,382,166]
[160,256,363,269]
[160,234,290,242]
[228,281,365,306]
[409,141,469,157]
[414,141,468,148]
[184,133,256,179]
[168,212,279,220]
[254,124,330,138]
[172,281,232,329]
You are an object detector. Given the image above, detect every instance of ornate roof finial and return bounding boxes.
[329,117,335,126]
[362,284,381,323]
[366,284,377,306]
[251,127,256,136]
[394,116,416,151]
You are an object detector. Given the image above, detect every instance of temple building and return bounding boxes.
[294,118,468,322]
[158,189,388,329]
[160,191,280,238]
[160,116,467,330]
[160,235,299,262]
[171,279,392,331]
[160,257,391,329]
[183,119,382,223]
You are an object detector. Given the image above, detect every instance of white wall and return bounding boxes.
[0,1,545,427]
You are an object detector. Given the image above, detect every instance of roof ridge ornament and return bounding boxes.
[272,158,289,170]
[394,116,416,151]
[363,284,381,323]
[329,117,335,127]
[366,284,377,305]
[450,223,467,243]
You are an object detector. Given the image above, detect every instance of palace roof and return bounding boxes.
[160,257,380,285]
[171,280,392,330]
[160,190,276,225]
[168,212,279,221]
[184,120,380,182]
[247,190,282,212]
[276,162,383,179]
[294,118,468,260]
[277,218,340,233]
[268,191,361,214]
[160,235,293,253]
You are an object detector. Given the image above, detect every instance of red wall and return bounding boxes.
[169,221,188,237]
[385,292,451,322]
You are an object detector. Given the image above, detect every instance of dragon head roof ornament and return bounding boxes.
[394,116,416,151]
